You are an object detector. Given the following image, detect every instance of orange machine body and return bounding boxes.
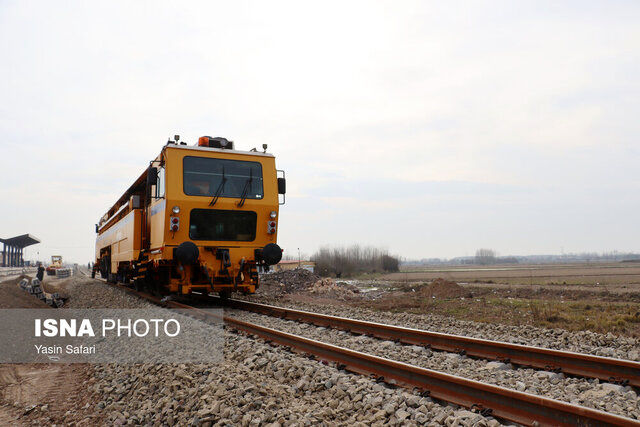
[93,137,285,296]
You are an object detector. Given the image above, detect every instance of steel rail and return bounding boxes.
[219,297,640,388]
[88,276,639,425]
[171,299,637,426]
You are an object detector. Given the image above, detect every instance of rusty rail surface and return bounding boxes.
[220,298,640,388]
[177,299,637,426]
[92,277,639,425]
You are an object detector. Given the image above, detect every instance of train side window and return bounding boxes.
[156,167,165,198]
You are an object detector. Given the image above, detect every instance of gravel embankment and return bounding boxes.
[57,276,501,426]
[229,309,640,420]
[61,277,151,309]
[94,333,501,426]
[243,296,640,361]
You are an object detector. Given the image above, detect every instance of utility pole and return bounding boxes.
[298,248,301,268]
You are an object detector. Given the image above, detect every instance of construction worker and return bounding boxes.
[36,262,44,281]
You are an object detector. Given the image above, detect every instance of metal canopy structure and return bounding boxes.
[0,234,41,267]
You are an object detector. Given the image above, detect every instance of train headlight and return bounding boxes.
[270,211,277,219]
[172,206,180,214]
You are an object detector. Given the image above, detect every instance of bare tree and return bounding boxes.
[281,252,308,261]
[312,245,400,277]
[475,248,497,265]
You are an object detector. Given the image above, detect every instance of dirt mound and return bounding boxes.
[41,276,73,299]
[308,279,360,300]
[257,269,363,301]
[258,268,321,296]
[0,274,30,287]
[419,278,469,299]
[0,275,50,308]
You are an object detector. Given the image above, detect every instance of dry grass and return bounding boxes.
[379,263,640,285]
[528,300,640,334]
[362,291,640,337]
[355,263,640,336]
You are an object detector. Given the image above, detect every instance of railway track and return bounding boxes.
[216,297,640,388]
[85,274,639,426]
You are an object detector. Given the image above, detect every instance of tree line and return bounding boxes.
[311,245,400,277]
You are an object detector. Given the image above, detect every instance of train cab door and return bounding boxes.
[149,166,166,250]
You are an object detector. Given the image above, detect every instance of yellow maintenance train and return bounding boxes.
[93,136,285,297]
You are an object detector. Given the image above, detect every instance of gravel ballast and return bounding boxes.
[94,333,500,426]
[228,309,640,420]
[55,276,501,425]
[243,296,640,362]
[40,275,637,424]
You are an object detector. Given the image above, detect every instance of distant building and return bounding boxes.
[1,234,40,267]
[273,260,316,273]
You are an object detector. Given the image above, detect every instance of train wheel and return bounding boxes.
[134,278,145,292]
[145,270,162,297]
[100,257,110,280]
[219,290,232,300]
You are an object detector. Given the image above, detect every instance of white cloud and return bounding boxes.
[1,0,639,261]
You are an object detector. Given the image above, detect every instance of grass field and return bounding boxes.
[365,292,640,337]
[379,262,640,286]
[364,263,640,336]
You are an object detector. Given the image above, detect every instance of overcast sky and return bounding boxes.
[1,1,639,263]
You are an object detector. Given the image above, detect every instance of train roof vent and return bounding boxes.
[198,136,234,150]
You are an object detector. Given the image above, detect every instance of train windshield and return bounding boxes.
[183,156,263,199]
[189,209,257,241]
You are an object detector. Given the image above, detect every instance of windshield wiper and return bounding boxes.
[208,168,226,207]
[236,169,253,208]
